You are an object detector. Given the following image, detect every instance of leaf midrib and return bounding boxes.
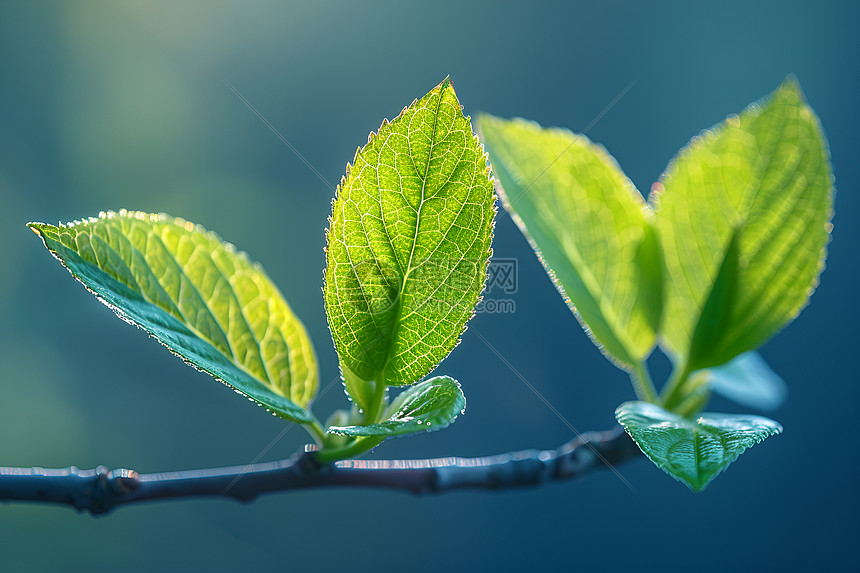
[379,84,447,384]
[399,163,480,325]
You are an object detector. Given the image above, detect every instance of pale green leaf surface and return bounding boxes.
[324,78,495,387]
[616,401,782,491]
[30,211,318,423]
[653,79,833,365]
[340,360,375,413]
[707,351,787,411]
[477,114,661,369]
[327,376,465,437]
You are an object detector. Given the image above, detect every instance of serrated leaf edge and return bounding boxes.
[477,115,654,370]
[323,78,496,392]
[29,210,319,424]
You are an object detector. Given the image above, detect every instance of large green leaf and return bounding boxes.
[327,376,465,437]
[30,211,318,423]
[652,78,833,368]
[616,401,782,491]
[477,114,662,369]
[324,78,495,388]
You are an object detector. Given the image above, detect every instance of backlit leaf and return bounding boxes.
[324,78,495,388]
[686,228,741,370]
[652,78,833,367]
[477,114,661,369]
[30,211,318,423]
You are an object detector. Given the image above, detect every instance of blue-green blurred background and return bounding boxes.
[1,1,857,571]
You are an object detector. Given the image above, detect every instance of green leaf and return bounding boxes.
[672,374,711,419]
[324,78,495,388]
[707,351,787,411]
[477,114,662,369]
[327,376,465,437]
[340,361,375,413]
[29,211,319,423]
[653,78,833,366]
[615,401,782,491]
[687,227,741,370]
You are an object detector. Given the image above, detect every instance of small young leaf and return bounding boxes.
[324,78,495,388]
[707,351,787,411]
[30,211,319,423]
[327,376,465,437]
[477,115,662,369]
[615,401,782,491]
[653,78,833,365]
